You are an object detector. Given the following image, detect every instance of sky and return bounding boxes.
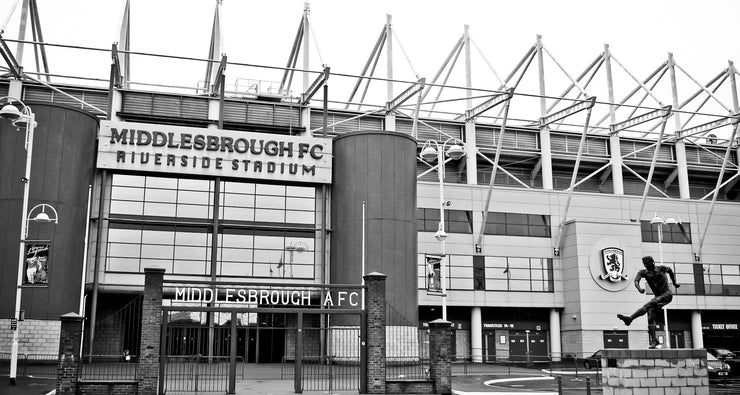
[2,0,740,137]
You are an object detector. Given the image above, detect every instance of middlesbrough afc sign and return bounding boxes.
[600,247,628,282]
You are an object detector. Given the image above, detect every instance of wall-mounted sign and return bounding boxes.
[23,242,50,285]
[600,247,628,282]
[97,121,333,184]
[174,287,359,308]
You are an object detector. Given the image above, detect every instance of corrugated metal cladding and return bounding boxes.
[121,91,209,119]
[331,130,418,326]
[0,83,8,97]
[309,110,382,136]
[685,145,737,166]
[620,140,675,162]
[550,133,609,157]
[223,100,301,128]
[397,118,462,142]
[0,103,98,319]
[23,85,108,116]
[476,126,539,151]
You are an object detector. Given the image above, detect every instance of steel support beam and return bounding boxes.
[609,105,672,134]
[301,66,330,105]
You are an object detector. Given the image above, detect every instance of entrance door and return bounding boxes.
[670,330,685,348]
[483,331,496,362]
[509,330,548,362]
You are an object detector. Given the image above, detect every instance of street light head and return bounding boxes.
[420,145,438,162]
[32,212,52,222]
[445,144,465,160]
[12,116,36,130]
[0,103,23,121]
[663,216,679,226]
[434,229,448,241]
[650,213,663,225]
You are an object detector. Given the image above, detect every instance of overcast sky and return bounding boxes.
[2,0,739,136]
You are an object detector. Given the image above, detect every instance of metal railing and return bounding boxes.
[294,355,361,392]
[386,357,430,380]
[79,354,139,381]
[162,355,243,393]
[0,353,57,378]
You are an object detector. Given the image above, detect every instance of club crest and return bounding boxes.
[600,248,628,282]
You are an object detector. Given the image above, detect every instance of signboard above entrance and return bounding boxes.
[97,121,333,184]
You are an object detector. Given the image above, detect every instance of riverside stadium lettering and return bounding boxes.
[97,121,333,184]
[174,287,360,308]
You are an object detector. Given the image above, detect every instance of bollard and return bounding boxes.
[586,376,591,395]
[557,376,562,394]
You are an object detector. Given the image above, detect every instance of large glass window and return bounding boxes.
[221,182,315,225]
[106,223,211,275]
[416,208,473,233]
[106,174,318,279]
[484,212,551,238]
[422,255,553,292]
[111,175,214,219]
[640,221,692,244]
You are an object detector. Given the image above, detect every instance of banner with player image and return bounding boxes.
[24,242,50,285]
[425,254,442,293]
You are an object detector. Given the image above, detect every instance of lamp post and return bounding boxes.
[650,212,681,350]
[419,138,466,321]
[1,97,55,385]
[285,241,308,278]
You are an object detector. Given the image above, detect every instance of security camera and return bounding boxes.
[434,229,448,241]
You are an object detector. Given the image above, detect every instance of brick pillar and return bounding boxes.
[364,272,386,394]
[428,319,453,395]
[139,267,165,395]
[56,312,84,394]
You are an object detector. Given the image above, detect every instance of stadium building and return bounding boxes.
[1,1,739,370]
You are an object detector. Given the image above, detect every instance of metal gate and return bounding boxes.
[159,281,366,394]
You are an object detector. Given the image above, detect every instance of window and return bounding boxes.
[421,255,553,292]
[640,221,692,244]
[484,212,551,237]
[106,174,317,279]
[111,175,214,219]
[416,208,473,233]
[473,256,485,290]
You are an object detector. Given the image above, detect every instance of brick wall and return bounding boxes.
[78,381,139,394]
[601,348,709,395]
[0,318,60,355]
[385,379,435,394]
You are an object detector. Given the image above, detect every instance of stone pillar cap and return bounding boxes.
[363,272,386,279]
[428,318,453,327]
[60,312,84,322]
[144,266,166,274]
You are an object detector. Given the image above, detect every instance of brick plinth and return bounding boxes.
[56,313,84,394]
[364,272,386,394]
[428,319,453,395]
[139,267,165,395]
[601,348,709,395]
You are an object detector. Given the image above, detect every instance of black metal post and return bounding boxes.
[229,311,237,394]
[295,312,303,394]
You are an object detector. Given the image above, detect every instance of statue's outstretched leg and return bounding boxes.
[617,306,647,326]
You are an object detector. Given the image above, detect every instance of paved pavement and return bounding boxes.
[2,368,739,394]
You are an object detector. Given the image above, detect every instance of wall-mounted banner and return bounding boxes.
[24,242,50,285]
[97,121,333,184]
[425,254,442,293]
